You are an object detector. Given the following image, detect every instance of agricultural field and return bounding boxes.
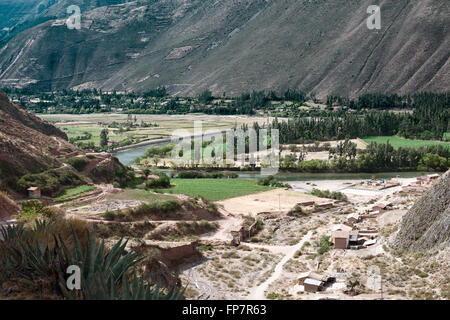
[159,178,274,201]
[53,185,97,203]
[40,114,277,147]
[363,136,450,149]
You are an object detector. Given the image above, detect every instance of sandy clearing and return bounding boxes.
[217,189,325,216]
[248,231,313,300]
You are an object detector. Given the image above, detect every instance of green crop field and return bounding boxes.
[159,179,274,201]
[363,136,450,149]
[53,185,96,203]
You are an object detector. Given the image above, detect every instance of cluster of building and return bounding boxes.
[332,224,378,250]
[398,174,440,195]
[362,179,400,190]
[330,202,391,250]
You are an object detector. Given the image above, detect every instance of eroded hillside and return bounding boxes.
[393,170,450,252]
[0,90,74,183]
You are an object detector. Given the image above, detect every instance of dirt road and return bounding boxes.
[247,230,313,300]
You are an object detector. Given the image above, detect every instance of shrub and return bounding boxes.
[103,210,116,221]
[68,157,89,171]
[130,200,182,219]
[257,175,289,188]
[17,168,85,195]
[18,200,61,223]
[145,174,171,188]
[288,204,306,217]
[317,235,333,255]
[311,188,348,201]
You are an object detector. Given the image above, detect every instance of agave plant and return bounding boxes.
[0,223,25,242]
[0,222,185,300]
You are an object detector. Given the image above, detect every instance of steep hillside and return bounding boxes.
[0,0,448,97]
[0,1,128,42]
[0,90,75,184]
[393,170,450,252]
[0,90,137,194]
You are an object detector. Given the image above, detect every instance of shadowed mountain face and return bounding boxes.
[0,0,448,97]
[393,171,450,252]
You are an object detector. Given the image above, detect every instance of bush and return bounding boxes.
[177,171,205,179]
[145,174,171,188]
[17,168,85,195]
[311,188,348,201]
[176,171,237,179]
[142,144,175,159]
[103,210,116,221]
[288,204,307,217]
[317,235,333,255]
[257,175,289,188]
[130,201,182,219]
[68,157,89,171]
[18,200,61,223]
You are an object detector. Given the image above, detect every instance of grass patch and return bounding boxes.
[107,188,176,202]
[159,179,273,201]
[363,136,450,149]
[53,185,96,203]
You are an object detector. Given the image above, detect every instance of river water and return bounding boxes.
[114,143,431,181]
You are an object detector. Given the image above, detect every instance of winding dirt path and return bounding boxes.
[247,231,313,300]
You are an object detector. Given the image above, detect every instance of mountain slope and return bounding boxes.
[0,90,75,184]
[0,0,448,97]
[393,170,450,252]
[0,1,128,42]
[0,90,137,195]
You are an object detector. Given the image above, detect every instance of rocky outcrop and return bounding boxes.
[392,170,450,252]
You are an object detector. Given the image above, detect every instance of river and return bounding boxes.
[114,142,431,181]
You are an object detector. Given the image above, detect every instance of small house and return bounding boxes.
[371,202,392,212]
[27,187,41,199]
[333,231,349,249]
[304,278,323,292]
[298,272,334,292]
[347,213,361,225]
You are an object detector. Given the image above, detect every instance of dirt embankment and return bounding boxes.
[0,192,19,221]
